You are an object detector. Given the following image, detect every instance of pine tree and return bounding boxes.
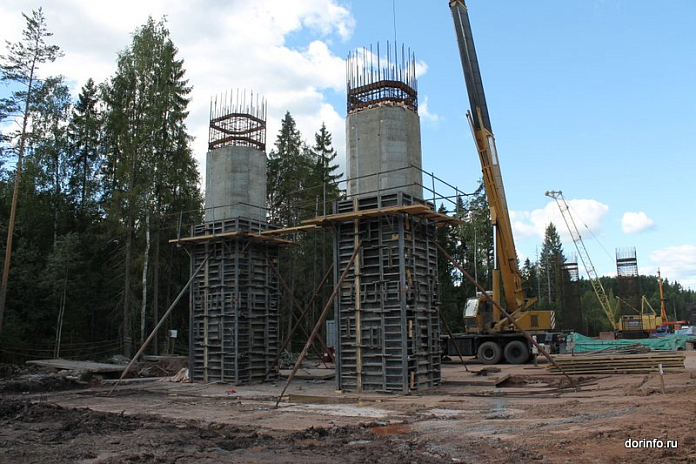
[0,8,63,334]
[68,78,102,226]
[27,76,72,245]
[310,122,342,215]
[538,223,565,311]
[521,257,539,301]
[102,17,200,356]
[267,112,313,226]
[458,181,493,292]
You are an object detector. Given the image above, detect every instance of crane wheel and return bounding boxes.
[504,340,530,364]
[477,341,502,364]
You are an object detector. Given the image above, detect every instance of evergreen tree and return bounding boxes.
[458,181,493,294]
[521,257,539,301]
[267,112,314,226]
[538,223,565,312]
[0,7,62,334]
[102,17,200,356]
[434,181,493,331]
[26,76,72,245]
[68,78,103,226]
[310,122,342,215]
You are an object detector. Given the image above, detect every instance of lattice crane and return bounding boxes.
[545,190,619,330]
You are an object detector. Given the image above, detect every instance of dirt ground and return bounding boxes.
[1,352,695,464]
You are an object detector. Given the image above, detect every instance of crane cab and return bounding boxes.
[463,292,494,333]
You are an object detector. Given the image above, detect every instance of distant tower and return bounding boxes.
[205,91,267,222]
[616,247,640,316]
[346,43,423,199]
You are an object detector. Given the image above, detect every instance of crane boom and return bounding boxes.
[449,0,526,315]
[545,190,618,330]
[658,268,668,322]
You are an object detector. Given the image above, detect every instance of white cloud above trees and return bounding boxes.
[621,211,655,234]
[650,244,696,289]
[0,0,356,183]
[511,198,609,243]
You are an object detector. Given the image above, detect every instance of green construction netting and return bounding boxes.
[568,332,695,353]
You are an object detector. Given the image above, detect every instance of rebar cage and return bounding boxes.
[347,42,418,114]
[208,90,267,151]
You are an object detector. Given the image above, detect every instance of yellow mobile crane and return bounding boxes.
[447,0,559,364]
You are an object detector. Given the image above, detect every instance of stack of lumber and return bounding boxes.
[572,344,652,356]
[546,351,685,375]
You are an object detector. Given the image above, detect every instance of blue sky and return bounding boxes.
[1,0,695,288]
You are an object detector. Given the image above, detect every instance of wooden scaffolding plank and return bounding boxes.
[260,224,319,236]
[169,231,295,246]
[302,204,461,227]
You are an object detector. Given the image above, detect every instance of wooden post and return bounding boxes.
[659,363,666,394]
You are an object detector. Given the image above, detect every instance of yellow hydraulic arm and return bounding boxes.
[449,0,527,315]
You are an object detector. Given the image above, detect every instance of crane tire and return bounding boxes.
[477,341,502,365]
[504,340,530,364]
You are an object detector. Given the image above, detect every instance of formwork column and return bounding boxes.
[333,194,441,393]
[353,198,363,392]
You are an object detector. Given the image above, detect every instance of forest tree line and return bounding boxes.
[1,10,694,364]
[0,10,345,361]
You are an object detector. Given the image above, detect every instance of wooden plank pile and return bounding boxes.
[27,359,126,373]
[546,351,685,375]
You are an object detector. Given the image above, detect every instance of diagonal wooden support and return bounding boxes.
[107,249,214,396]
[266,258,334,371]
[435,242,579,391]
[437,307,470,372]
[274,241,362,407]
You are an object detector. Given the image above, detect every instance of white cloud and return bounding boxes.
[511,198,610,242]
[621,211,655,234]
[419,95,440,123]
[0,0,355,184]
[650,244,696,289]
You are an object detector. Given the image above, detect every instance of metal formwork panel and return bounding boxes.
[333,193,440,393]
[190,217,279,384]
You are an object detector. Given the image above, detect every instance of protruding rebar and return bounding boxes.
[209,89,267,151]
[346,42,418,114]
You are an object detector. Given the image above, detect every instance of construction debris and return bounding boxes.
[546,352,685,375]
[442,373,510,387]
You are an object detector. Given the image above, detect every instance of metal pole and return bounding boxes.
[107,249,214,396]
[434,242,579,390]
[275,241,362,408]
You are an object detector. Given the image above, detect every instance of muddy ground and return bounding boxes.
[1,353,695,464]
